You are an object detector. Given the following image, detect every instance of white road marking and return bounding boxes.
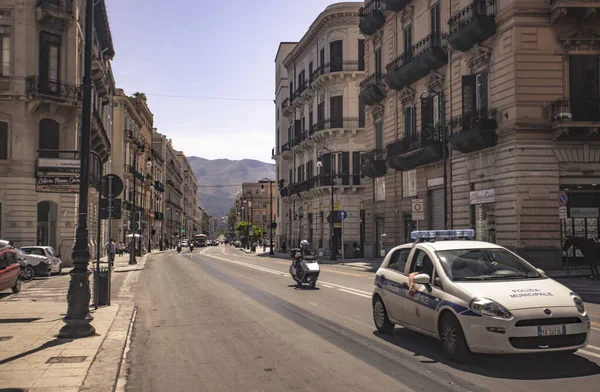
[338,288,371,299]
[320,284,334,289]
[319,281,372,296]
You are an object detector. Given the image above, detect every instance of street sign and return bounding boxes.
[412,199,425,221]
[181,229,185,233]
[101,174,124,198]
[559,206,568,219]
[99,198,121,219]
[338,210,348,220]
[557,191,568,207]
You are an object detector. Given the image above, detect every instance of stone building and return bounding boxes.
[0,0,114,265]
[273,2,367,256]
[165,139,184,246]
[357,0,600,269]
[176,151,199,238]
[241,182,276,241]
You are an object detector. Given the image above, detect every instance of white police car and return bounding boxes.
[372,230,590,361]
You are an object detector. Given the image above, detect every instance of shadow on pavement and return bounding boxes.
[375,328,600,380]
[287,284,320,291]
[0,338,73,365]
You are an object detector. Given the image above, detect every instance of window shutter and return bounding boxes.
[330,40,343,72]
[317,102,325,123]
[352,152,361,185]
[322,153,331,186]
[375,121,383,151]
[358,39,365,71]
[359,99,365,128]
[330,96,343,128]
[0,122,7,159]
[421,97,434,141]
[479,71,488,113]
[294,120,302,140]
[342,152,350,185]
[289,169,292,184]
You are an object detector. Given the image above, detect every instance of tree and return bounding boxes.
[235,221,263,245]
[132,92,148,102]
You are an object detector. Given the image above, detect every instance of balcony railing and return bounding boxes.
[281,142,291,153]
[37,0,73,14]
[154,181,165,192]
[359,0,386,36]
[386,33,448,91]
[127,165,144,181]
[387,126,443,170]
[25,76,81,105]
[448,109,498,153]
[385,0,411,12]
[359,73,386,106]
[360,148,387,178]
[309,117,363,136]
[448,0,497,52]
[282,98,289,109]
[291,80,308,102]
[551,97,600,122]
[310,60,363,84]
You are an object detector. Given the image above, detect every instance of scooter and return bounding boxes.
[289,248,321,289]
[189,244,194,252]
[176,245,181,254]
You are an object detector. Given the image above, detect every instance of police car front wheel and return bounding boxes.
[373,296,394,334]
[439,313,471,362]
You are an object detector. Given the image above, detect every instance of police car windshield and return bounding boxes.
[435,248,542,281]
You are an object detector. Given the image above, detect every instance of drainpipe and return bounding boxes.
[394,12,400,244]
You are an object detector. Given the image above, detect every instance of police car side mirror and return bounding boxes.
[413,273,431,285]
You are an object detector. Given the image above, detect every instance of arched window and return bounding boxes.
[39,119,59,158]
[37,201,57,249]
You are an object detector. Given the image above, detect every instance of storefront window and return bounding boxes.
[470,181,495,243]
[560,183,600,261]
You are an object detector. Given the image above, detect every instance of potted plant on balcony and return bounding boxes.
[553,112,572,123]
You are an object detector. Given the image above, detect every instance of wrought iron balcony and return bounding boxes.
[550,0,600,23]
[448,109,498,153]
[360,73,386,106]
[25,76,80,105]
[92,107,111,162]
[291,80,308,102]
[127,165,145,181]
[360,148,387,178]
[386,33,448,91]
[291,131,309,147]
[36,0,74,29]
[310,60,364,85]
[385,0,411,12]
[154,181,165,192]
[547,97,600,141]
[448,0,497,52]
[359,0,386,36]
[154,212,165,221]
[309,117,363,137]
[387,126,443,170]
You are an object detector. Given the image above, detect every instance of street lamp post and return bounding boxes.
[316,146,337,261]
[147,156,153,253]
[59,0,95,338]
[420,89,448,229]
[260,178,275,255]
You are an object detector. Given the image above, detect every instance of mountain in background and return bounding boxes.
[188,157,276,219]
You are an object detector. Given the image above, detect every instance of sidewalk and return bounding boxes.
[0,252,151,391]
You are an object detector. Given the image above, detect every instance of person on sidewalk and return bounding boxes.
[105,239,116,265]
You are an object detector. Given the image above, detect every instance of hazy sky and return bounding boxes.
[107,0,342,163]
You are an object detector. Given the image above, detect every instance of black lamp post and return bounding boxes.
[260,178,275,255]
[420,89,448,229]
[316,146,337,261]
[59,0,96,338]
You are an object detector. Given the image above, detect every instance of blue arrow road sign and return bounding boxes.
[338,210,348,220]
[557,191,568,207]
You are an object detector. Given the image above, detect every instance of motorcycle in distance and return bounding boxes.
[189,243,194,252]
[289,240,322,289]
[176,244,182,254]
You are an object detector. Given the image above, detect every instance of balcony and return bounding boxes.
[309,60,364,89]
[282,98,293,117]
[290,80,308,103]
[155,212,165,221]
[448,110,498,153]
[359,0,386,36]
[36,0,74,29]
[386,34,448,91]
[360,74,386,106]
[154,181,165,192]
[360,148,387,178]
[448,0,497,52]
[385,0,411,12]
[548,98,600,141]
[127,165,144,181]
[309,117,363,137]
[386,127,443,170]
[550,0,600,23]
[92,107,111,162]
[25,76,80,106]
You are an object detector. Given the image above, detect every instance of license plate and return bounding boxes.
[537,325,566,336]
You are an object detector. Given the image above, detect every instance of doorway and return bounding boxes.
[37,201,57,249]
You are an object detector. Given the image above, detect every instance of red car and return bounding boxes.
[0,242,22,294]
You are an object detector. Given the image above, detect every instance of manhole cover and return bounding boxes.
[0,336,13,341]
[46,356,87,364]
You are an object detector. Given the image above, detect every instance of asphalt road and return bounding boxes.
[124,245,600,392]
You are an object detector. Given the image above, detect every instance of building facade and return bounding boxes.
[357,0,600,269]
[241,182,276,241]
[176,152,199,239]
[274,2,367,256]
[0,0,114,265]
[165,140,183,246]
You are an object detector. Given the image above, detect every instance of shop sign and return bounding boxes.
[412,199,425,221]
[570,208,599,218]
[36,174,80,193]
[333,201,342,210]
[37,158,80,170]
[470,189,496,205]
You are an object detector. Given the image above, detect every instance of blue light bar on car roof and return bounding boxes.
[410,229,475,240]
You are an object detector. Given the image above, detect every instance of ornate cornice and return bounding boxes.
[282,9,361,68]
[401,5,414,27]
[467,44,492,73]
[370,102,385,119]
[559,25,600,51]
[425,71,444,93]
[398,87,415,107]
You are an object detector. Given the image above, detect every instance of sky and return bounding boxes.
[106,0,349,164]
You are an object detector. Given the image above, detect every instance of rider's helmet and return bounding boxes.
[300,239,310,248]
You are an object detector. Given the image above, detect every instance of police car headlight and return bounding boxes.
[470,298,513,319]
[570,292,586,316]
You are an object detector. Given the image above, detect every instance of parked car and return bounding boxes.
[15,248,52,280]
[0,240,22,294]
[19,246,63,275]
